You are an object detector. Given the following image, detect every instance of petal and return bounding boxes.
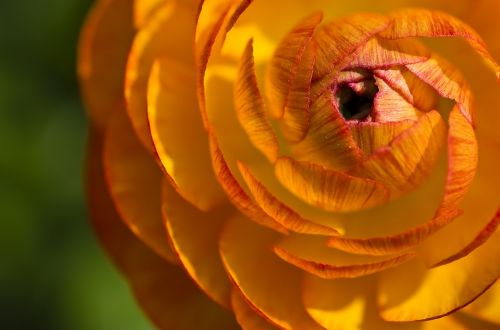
[133,0,165,28]
[463,281,500,325]
[78,0,134,131]
[209,134,289,234]
[280,39,317,143]
[274,235,415,279]
[266,11,323,118]
[125,1,197,151]
[344,37,430,70]
[275,157,390,212]
[378,230,500,321]
[219,215,324,330]
[86,127,238,330]
[290,92,363,171]
[235,39,279,162]
[237,162,339,236]
[162,180,233,308]
[147,57,226,211]
[348,120,414,156]
[359,110,446,191]
[379,8,500,82]
[103,108,177,264]
[231,289,279,330]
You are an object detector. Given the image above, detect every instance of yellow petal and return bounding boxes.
[209,134,288,234]
[275,157,390,212]
[463,281,500,325]
[78,0,134,131]
[231,289,279,330]
[274,235,415,279]
[237,162,339,236]
[86,127,239,329]
[147,57,226,211]
[266,11,323,118]
[219,215,324,330]
[125,1,197,151]
[162,180,234,308]
[378,230,500,321]
[103,108,177,264]
[235,39,279,162]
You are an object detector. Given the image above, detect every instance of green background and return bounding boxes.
[0,1,152,329]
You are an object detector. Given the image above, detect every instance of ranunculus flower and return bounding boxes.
[79,0,500,328]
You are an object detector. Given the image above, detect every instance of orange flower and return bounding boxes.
[79,1,500,329]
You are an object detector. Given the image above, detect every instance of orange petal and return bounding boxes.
[274,235,415,279]
[103,108,177,264]
[162,180,233,308]
[231,289,279,330]
[379,8,500,83]
[86,127,239,330]
[348,120,414,156]
[290,92,363,171]
[281,39,317,143]
[78,0,134,131]
[313,13,391,80]
[133,0,164,28]
[359,110,446,191]
[373,68,437,112]
[406,53,475,123]
[266,11,323,118]
[344,37,430,70]
[147,57,226,211]
[235,39,279,162]
[378,230,500,321]
[275,157,390,212]
[219,215,324,330]
[125,1,197,151]
[237,162,339,236]
[209,134,289,234]
[463,281,500,326]
[371,76,424,122]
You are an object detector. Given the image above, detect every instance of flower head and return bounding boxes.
[80,0,500,329]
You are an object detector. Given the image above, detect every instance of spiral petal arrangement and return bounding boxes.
[80,0,500,329]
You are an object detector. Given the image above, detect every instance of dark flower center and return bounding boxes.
[337,77,378,121]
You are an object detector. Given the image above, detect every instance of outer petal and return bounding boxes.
[86,128,238,330]
[78,0,134,131]
[125,1,197,151]
[103,108,177,264]
[231,289,279,330]
[162,180,233,308]
[378,230,500,321]
[219,215,324,330]
[463,281,500,325]
[148,57,226,211]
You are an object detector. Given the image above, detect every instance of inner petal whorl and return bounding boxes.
[336,76,378,121]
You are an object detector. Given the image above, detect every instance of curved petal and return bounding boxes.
[237,162,340,235]
[274,235,415,279]
[78,0,134,131]
[148,57,226,211]
[125,1,197,151]
[86,127,238,330]
[231,289,279,330]
[219,215,324,330]
[266,11,323,118]
[235,39,279,162]
[378,229,500,321]
[275,157,390,212]
[162,180,234,308]
[463,281,500,326]
[133,0,165,28]
[103,108,177,264]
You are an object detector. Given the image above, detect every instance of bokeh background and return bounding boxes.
[0,1,153,329]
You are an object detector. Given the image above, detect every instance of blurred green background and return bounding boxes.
[0,1,152,329]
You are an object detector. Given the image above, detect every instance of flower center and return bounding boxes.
[336,76,378,121]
